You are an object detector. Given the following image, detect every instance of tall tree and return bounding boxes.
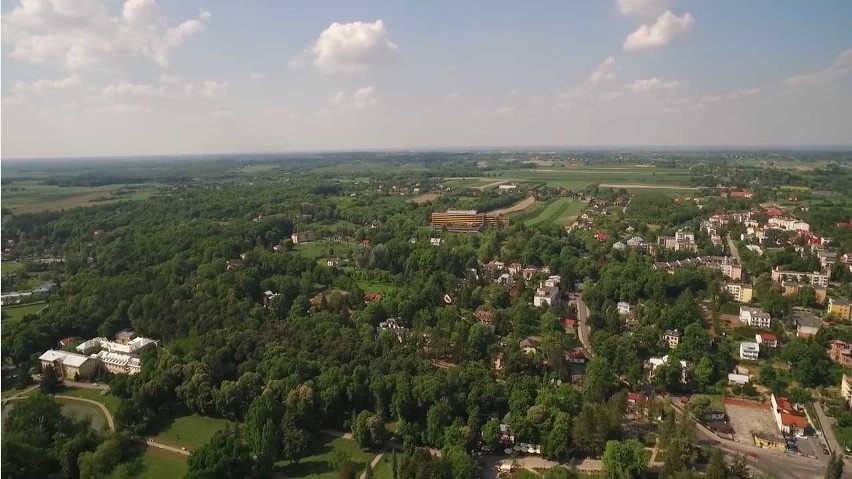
[601,439,648,479]
[186,427,255,479]
[281,412,311,464]
[40,364,61,394]
[826,452,844,479]
[704,449,728,479]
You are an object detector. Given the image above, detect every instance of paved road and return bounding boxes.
[30,375,110,391]
[814,401,843,454]
[671,400,830,479]
[576,295,594,357]
[727,235,741,264]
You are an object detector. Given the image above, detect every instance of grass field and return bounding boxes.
[1,180,159,214]
[295,241,351,261]
[372,455,393,479]
[137,447,188,479]
[151,414,231,450]
[276,436,375,478]
[1,302,47,322]
[356,281,399,295]
[1,261,26,275]
[524,198,586,226]
[60,387,121,416]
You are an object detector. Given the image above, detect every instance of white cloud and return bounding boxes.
[250,73,266,80]
[184,80,229,99]
[623,10,694,51]
[326,85,378,111]
[617,0,671,18]
[159,73,181,84]
[1,0,211,68]
[304,20,399,73]
[784,50,852,86]
[101,82,165,99]
[12,74,82,95]
[588,56,617,84]
[728,88,761,99]
[628,78,680,94]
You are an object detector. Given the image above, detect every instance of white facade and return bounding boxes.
[617,302,631,315]
[534,287,560,307]
[739,342,760,361]
[740,306,772,329]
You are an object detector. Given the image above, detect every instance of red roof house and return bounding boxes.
[595,231,609,242]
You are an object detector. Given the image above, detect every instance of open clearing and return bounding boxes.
[477,179,512,190]
[489,196,536,216]
[1,303,47,322]
[1,180,159,214]
[524,198,586,226]
[276,436,375,478]
[139,446,188,479]
[724,398,779,444]
[152,414,231,450]
[598,183,698,190]
[411,192,440,204]
[60,387,121,416]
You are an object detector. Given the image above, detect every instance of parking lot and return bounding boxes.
[724,398,780,444]
[796,435,831,461]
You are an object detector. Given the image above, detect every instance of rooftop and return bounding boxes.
[39,349,91,368]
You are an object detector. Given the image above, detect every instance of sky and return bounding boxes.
[1,0,851,159]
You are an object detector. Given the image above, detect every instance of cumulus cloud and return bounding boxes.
[1,0,211,68]
[327,85,378,110]
[184,81,229,99]
[303,20,399,73]
[784,50,852,86]
[628,78,680,94]
[623,10,694,51]
[617,0,671,19]
[101,82,165,99]
[588,56,618,84]
[13,75,82,95]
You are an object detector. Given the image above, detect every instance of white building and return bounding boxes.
[739,342,760,361]
[534,286,560,307]
[664,330,682,349]
[768,217,810,232]
[739,306,772,329]
[617,302,631,315]
[728,373,750,385]
[429,238,443,246]
[648,355,688,383]
[544,275,561,288]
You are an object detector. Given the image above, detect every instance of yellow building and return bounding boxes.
[753,433,786,451]
[430,210,499,232]
[829,297,852,321]
[725,283,754,303]
[841,374,852,407]
[39,350,99,380]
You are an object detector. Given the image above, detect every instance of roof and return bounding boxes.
[781,413,809,428]
[793,309,824,328]
[39,349,91,368]
[759,333,778,341]
[831,297,851,306]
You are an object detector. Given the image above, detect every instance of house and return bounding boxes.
[755,333,778,348]
[474,310,495,326]
[595,231,609,242]
[664,330,682,349]
[39,350,99,380]
[566,348,586,364]
[725,283,754,303]
[648,355,689,384]
[740,306,772,329]
[770,394,810,435]
[739,342,760,361]
[561,317,577,330]
[496,273,513,286]
[262,290,280,307]
[58,336,80,348]
[429,237,443,247]
[363,292,383,303]
[290,231,315,244]
[544,275,561,288]
[626,236,646,249]
[534,286,559,307]
[612,241,626,251]
[617,302,631,315]
[377,318,407,342]
[272,244,285,252]
[522,267,539,280]
[728,373,750,385]
[753,433,786,451]
[519,336,542,355]
[828,340,852,367]
[327,257,347,267]
[508,263,523,275]
[828,297,852,322]
[841,374,852,408]
[793,309,823,338]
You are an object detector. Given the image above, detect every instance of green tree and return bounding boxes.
[40,364,62,394]
[601,439,647,479]
[543,412,572,459]
[481,419,501,451]
[542,467,578,479]
[826,452,844,479]
[445,445,476,479]
[352,410,387,450]
[186,427,254,479]
[705,448,728,479]
[281,413,311,464]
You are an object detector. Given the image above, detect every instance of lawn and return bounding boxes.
[276,436,376,478]
[372,454,394,479]
[295,240,351,261]
[136,447,188,479]
[151,414,231,450]
[1,180,159,214]
[60,387,121,416]
[1,261,26,275]
[524,198,586,226]
[356,281,399,295]
[1,303,47,322]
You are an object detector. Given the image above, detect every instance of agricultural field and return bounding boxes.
[523,198,586,226]
[151,414,231,450]
[1,180,159,214]
[489,166,696,190]
[1,261,26,275]
[1,302,47,322]
[488,196,537,216]
[276,436,376,478]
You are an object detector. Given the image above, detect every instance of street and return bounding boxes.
[815,401,844,454]
[575,295,594,357]
[727,235,741,264]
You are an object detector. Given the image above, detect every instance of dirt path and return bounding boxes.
[411,193,440,204]
[488,196,536,216]
[476,180,511,190]
[598,183,698,190]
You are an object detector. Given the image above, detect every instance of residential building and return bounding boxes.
[519,336,542,355]
[725,283,754,303]
[828,297,852,322]
[290,231,315,244]
[430,210,499,232]
[648,355,689,383]
[664,330,682,349]
[76,336,157,356]
[753,434,786,451]
[739,342,760,361]
[595,231,609,242]
[544,275,561,288]
[39,350,99,380]
[755,333,778,348]
[828,340,852,367]
[781,282,827,304]
[617,302,631,315]
[626,236,646,249]
[654,256,742,280]
[534,286,560,307]
[768,217,810,232]
[377,318,407,342]
[612,241,626,251]
[739,306,772,329]
[793,309,823,338]
[770,267,829,288]
[429,237,443,246]
[728,373,750,385]
[770,394,810,435]
[508,263,523,275]
[842,374,852,408]
[817,250,838,270]
[657,233,698,252]
[98,351,142,375]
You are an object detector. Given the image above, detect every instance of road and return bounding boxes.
[576,295,594,357]
[814,401,843,454]
[727,235,741,264]
[671,401,831,479]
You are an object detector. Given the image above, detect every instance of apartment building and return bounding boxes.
[725,283,754,303]
[740,306,772,329]
[828,297,852,322]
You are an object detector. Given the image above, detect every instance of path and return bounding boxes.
[145,438,190,456]
[6,393,115,430]
[362,453,384,479]
[727,235,741,264]
[576,295,594,357]
[814,401,842,455]
[597,183,698,190]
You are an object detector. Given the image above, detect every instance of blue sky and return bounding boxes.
[2,0,851,158]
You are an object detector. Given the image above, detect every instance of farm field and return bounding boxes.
[276,436,375,478]
[523,198,586,226]
[1,261,26,275]
[1,302,47,322]
[151,414,231,450]
[488,196,536,216]
[490,166,696,190]
[411,192,440,204]
[1,180,159,214]
[295,240,351,261]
